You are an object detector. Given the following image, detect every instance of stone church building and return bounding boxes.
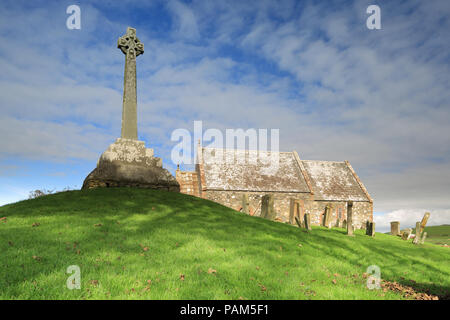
[176,144,373,229]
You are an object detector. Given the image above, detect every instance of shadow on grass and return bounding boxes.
[1,188,301,292]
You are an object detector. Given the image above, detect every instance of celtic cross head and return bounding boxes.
[117,27,144,58]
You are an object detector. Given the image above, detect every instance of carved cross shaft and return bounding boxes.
[117,27,144,140]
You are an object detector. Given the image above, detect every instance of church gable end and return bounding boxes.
[301,160,371,202]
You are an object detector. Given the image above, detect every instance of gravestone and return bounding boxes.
[366,221,375,237]
[390,221,400,236]
[261,194,276,220]
[289,199,295,224]
[342,219,347,229]
[323,205,331,228]
[82,27,179,191]
[346,201,354,236]
[295,216,302,228]
[413,221,421,244]
[335,218,341,228]
[419,232,427,245]
[419,212,430,235]
[401,228,412,240]
[241,194,249,214]
[296,202,304,227]
[289,200,302,226]
[304,213,312,231]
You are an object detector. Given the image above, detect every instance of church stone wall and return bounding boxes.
[302,200,373,229]
[203,190,309,219]
[202,190,372,228]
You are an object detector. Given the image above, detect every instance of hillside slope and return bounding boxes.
[0,188,449,300]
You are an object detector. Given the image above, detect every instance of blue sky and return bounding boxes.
[1,0,449,231]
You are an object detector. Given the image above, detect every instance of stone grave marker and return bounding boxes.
[323,205,332,228]
[390,221,400,236]
[304,213,312,231]
[401,228,412,240]
[295,217,302,228]
[241,193,249,214]
[419,212,430,235]
[346,201,354,236]
[261,194,276,220]
[366,221,375,237]
[413,221,421,244]
[289,199,295,224]
[419,232,427,245]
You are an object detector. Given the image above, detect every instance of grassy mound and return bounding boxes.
[0,188,449,299]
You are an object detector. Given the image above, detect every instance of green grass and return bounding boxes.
[0,188,449,300]
[412,225,450,246]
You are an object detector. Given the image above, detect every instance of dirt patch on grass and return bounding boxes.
[381,280,442,300]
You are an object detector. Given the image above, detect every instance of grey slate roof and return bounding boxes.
[200,147,371,202]
[301,160,369,201]
[201,148,310,192]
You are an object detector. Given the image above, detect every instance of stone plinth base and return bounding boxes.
[82,138,179,192]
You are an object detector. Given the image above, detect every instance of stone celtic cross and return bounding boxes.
[117,27,144,140]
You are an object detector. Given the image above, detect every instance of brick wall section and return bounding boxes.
[175,170,200,197]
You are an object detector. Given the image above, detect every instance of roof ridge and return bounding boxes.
[302,159,346,163]
[292,150,314,195]
[201,147,292,154]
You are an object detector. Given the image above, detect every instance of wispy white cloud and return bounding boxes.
[167,0,200,40]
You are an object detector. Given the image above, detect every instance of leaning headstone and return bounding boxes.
[261,195,276,220]
[419,232,427,245]
[390,221,400,236]
[289,199,295,224]
[413,221,422,244]
[346,201,354,236]
[241,194,249,214]
[419,212,430,235]
[297,204,304,228]
[82,27,179,191]
[304,213,312,231]
[323,205,331,228]
[322,206,327,227]
[295,217,302,228]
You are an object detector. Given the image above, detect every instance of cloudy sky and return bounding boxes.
[0,0,449,231]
